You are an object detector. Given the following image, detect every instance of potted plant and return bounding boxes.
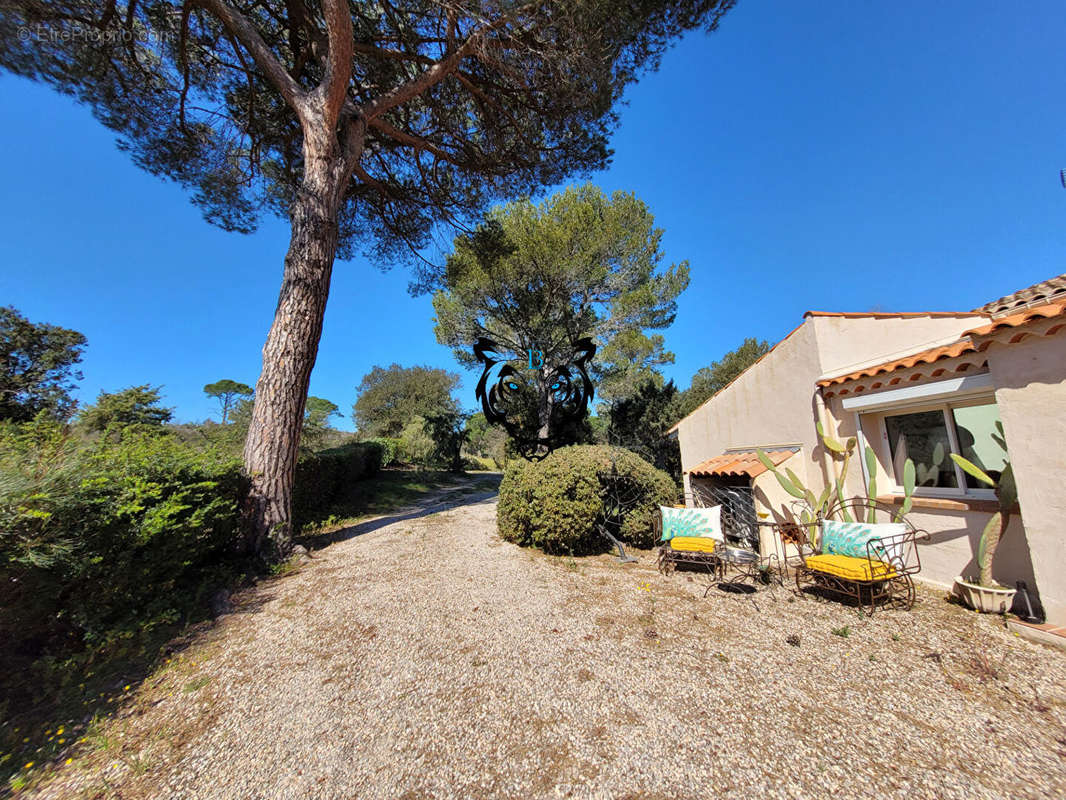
[949,424,1018,613]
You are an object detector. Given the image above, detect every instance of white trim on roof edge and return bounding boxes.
[839,373,995,412]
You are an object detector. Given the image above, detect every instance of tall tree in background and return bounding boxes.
[0,306,86,422]
[675,337,772,421]
[353,364,459,438]
[428,184,690,444]
[606,378,682,478]
[203,379,253,424]
[305,396,341,428]
[79,385,174,432]
[0,0,735,555]
[301,395,341,451]
[424,412,469,472]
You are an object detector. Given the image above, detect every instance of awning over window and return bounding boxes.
[687,448,797,478]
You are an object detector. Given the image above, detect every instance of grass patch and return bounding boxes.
[183,675,212,693]
[268,557,301,577]
[831,626,851,638]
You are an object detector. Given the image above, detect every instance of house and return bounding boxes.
[670,274,1066,623]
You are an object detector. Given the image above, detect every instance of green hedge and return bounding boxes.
[463,455,497,471]
[292,440,385,527]
[1,423,388,674]
[0,421,244,658]
[497,445,677,554]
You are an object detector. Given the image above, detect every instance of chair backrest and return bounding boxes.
[821,497,918,532]
[818,498,926,575]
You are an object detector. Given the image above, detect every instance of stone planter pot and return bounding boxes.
[953,576,1017,614]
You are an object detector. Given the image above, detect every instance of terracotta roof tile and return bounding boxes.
[817,339,979,387]
[976,274,1066,317]
[963,300,1066,338]
[687,448,796,478]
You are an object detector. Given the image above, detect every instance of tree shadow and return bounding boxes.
[0,594,247,788]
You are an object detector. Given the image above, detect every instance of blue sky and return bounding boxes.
[1,0,1063,430]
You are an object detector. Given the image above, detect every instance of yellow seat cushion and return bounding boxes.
[669,536,717,553]
[805,554,897,581]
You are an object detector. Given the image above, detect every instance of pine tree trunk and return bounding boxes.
[242,148,342,557]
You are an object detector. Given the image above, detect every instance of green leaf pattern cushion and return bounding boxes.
[821,520,906,562]
[660,505,723,542]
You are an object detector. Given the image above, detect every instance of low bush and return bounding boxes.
[497,445,677,554]
[0,415,400,773]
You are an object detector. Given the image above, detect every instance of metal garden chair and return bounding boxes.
[785,498,929,613]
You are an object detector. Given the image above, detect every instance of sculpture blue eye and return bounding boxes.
[505,381,519,391]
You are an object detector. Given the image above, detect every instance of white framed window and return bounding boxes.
[871,397,1005,499]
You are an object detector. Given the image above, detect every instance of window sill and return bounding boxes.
[875,495,1011,514]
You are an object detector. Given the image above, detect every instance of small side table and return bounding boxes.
[706,546,783,597]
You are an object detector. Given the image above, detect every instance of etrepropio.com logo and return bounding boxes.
[16,23,175,46]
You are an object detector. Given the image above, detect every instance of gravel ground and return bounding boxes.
[26,490,1066,800]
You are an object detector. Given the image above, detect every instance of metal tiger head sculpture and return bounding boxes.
[473,337,596,460]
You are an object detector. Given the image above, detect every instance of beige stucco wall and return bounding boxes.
[678,319,827,544]
[985,327,1066,623]
[809,314,984,377]
[678,321,821,477]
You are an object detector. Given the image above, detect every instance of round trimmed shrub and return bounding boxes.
[497,445,678,554]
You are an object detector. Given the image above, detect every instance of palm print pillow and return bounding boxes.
[660,505,723,542]
[821,520,906,562]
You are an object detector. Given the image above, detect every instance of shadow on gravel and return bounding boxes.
[306,482,501,547]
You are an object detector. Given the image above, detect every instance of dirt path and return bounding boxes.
[28,495,1066,800]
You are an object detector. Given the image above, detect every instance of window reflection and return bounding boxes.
[885,410,958,488]
[952,404,1008,488]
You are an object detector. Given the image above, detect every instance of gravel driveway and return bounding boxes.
[28,490,1066,800]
